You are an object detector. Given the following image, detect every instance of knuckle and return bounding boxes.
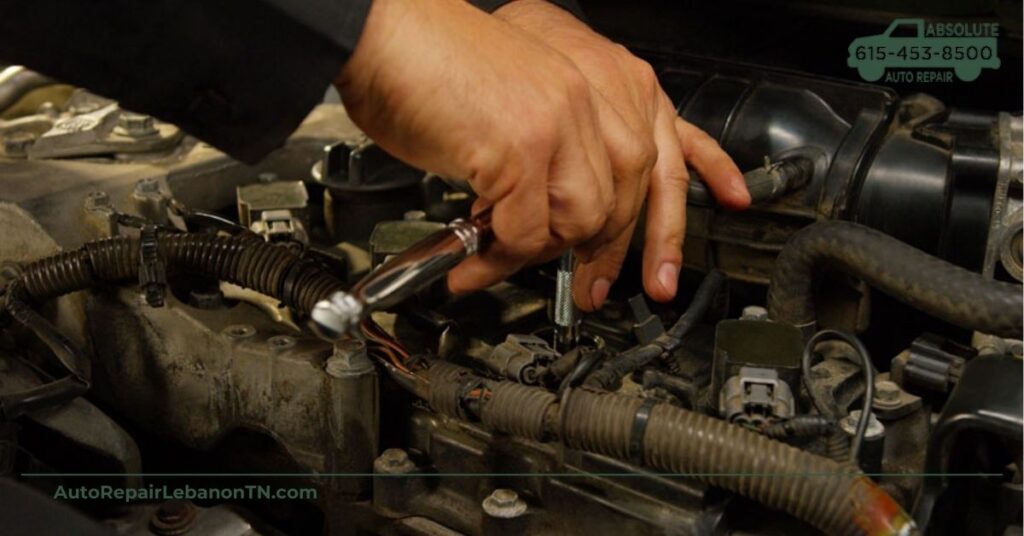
[623,137,658,179]
[517,119,559,157]
[632,59,658,88]
[581,208,609,237]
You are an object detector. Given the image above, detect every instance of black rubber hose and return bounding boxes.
[0,293,90,421]
[15,233,345,315]
[584,270,724,389]
[767,221,1022,338]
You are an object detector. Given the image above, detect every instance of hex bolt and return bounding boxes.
[223,324,256,339]
[84,191,111,210]
[117,112,158,138]
[874,380,901,405]
[135,177,161,194]
[374,448,416,475]
[151,499,196,535]
[840,410,885,440]
[741,305,768,321]
[482,488,527,519]
[325,339,374,378]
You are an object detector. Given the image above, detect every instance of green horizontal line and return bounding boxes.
[21,472,1001,478]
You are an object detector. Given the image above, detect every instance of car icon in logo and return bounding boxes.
[848,18,1000,82]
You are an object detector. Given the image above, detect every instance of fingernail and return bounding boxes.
[590,278,611,308]
[657,263,678,296]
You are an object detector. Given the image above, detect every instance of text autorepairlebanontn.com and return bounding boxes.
[53,484,318,503]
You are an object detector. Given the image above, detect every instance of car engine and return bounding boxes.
[0,7,1021,535]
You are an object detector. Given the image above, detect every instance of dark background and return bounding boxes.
[582,0,1022,110]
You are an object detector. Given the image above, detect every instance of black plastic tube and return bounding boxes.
[767,221,1022,338]
[584,270,725,389]
[15,232,346,315]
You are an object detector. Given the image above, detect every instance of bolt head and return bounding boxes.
[741,305,768,320]
[375,448,416,474]
[483,488,527,519]
[117,112,157,137]
[491,489,517,506]
[135,177,161,193]
[380,448,408,466]
[874,380,901,403]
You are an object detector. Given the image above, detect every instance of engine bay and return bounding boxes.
[0,35,1022,536]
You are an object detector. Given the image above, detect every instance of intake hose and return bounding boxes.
[767,221,1023,338]
[429,364,916,535]
[12,232,345,314]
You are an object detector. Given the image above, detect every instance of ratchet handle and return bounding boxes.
[311,208,494,340]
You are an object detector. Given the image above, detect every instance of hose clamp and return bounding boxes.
[138,225,166,307]
[629,398,658,466]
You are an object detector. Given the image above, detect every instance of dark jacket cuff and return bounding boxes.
[471,0,585,19]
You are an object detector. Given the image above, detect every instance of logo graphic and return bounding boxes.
[848,19,1000,83]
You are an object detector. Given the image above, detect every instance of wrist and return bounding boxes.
[336,0,415,90]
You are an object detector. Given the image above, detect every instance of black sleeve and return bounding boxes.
[0,0,582,164]
[471,0,585,19]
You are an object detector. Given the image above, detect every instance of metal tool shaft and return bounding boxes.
[312,208,493,339]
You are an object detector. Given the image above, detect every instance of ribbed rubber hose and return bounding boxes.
[767,221,1022,338]
[559,388,911,535]
[15,233,345,314]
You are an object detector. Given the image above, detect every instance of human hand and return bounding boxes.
[338,0,647,297]
[495,0,751,310]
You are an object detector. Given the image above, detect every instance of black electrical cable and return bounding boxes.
[558,348,602,397]
[0,290,90,420]
[801,329,874,464]
[583,270,725,390]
